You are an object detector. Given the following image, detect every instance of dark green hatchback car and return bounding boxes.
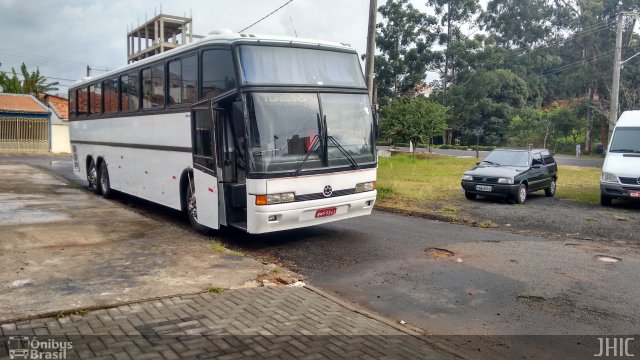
[460,149,558,204]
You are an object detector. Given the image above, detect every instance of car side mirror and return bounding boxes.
[476,162,480,165]
[531,164,542,169]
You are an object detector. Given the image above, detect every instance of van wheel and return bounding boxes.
[465,192,477,200]
[600,194,612,206]
[514,183,527,204]
[544,179,556,197]
[99,162,111,199]
[185,179,211,234]
[87,159,101,194]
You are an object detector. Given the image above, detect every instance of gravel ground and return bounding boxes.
[460,193,640,245]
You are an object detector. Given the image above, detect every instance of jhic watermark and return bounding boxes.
[7,336,72,359]
[595,337,635,357]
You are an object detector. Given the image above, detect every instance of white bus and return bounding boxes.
[68,32,377,234]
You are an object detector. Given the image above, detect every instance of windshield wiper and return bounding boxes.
[293,135,320,176]
[327,135,359,169]
[482,160,500,165]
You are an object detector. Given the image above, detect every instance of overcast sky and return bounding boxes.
[0,0,433,94]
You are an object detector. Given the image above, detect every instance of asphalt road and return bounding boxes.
[379,146,605,168]
[5,155,639,356]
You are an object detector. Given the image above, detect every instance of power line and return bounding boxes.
[239,0,295,33]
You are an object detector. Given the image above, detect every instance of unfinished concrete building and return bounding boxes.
[127,14,200,64]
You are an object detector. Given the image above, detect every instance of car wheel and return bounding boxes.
[544,179,556,197]
[185,178,211,234]
[87,159,101,194]
[515,183,527,204]
[99,162,111,199]
[465,192,477,200]
[600,194,612,206]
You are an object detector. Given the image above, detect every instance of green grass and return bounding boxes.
[209,241,245,256]
[206,287,225,294]
[377,155,601,205]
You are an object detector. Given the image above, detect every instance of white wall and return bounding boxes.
[51,123,70,153]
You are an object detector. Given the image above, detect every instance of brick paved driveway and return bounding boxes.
[1,287,455,359]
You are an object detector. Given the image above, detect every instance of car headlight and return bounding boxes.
[355,181,376,193]
[255,192,296,205]
[601,172,619,183]
[498,177,514,184]
[462,175,473,181]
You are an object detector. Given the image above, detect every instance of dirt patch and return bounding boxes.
[425,247,455,258]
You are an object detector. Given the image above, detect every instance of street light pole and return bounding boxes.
[365,0,377,103]
[609,12,624,144]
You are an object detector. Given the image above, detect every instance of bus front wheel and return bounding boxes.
[185,179,211,234]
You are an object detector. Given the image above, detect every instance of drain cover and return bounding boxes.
[425,248,455,258]
[597,255,621,263]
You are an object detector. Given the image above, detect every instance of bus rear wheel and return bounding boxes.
[87,159,100,194]
[99,162,111,199]
[185,180,211,234]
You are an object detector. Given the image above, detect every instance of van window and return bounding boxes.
[610,127,640,153]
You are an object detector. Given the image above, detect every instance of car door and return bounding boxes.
[529,152,547,190]
[542,150,557,185]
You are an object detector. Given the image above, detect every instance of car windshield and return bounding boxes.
[248,92,375,174]
[610,127,640,153]
[482,150,529,167]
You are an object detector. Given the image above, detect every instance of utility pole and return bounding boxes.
[609,12,624,143]
[365,0,377,103]
[86,65,91,77]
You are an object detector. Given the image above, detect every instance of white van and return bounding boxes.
[600,110,640,206]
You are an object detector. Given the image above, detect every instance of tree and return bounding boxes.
[0,63,59,96]
[375,0,439,100]
[380,96,449,151]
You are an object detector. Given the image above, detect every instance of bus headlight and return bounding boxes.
[256,192,296,205]
[355,181,376,193]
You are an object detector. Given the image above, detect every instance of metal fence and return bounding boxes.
[0,116,49,152]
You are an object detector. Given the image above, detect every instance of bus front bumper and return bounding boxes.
[247,191,377,234]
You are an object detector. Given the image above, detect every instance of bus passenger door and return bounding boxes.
[190,100,219,230]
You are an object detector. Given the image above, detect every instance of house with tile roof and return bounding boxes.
[0,93,52,152]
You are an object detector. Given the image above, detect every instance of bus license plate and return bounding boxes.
[476,185,492,192]
[630,191,640,198]
[316,208,337,218]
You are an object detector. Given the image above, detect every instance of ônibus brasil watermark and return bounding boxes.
[595,337,635,357]
[7,336,72,360]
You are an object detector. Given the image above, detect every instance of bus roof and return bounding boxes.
[70,33,356,89]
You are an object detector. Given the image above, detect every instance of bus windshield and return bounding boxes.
[238,45,365,88]
[248,92,375,174]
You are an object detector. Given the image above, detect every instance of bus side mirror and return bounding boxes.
[232,101,244,134]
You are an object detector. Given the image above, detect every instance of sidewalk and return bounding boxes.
[1,287,455,359]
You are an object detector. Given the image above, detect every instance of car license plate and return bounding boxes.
[630,191,640,198]
[476,185,492,192]
[316,208,337,218]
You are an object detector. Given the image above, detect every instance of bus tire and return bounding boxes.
[99,161,112,199]
[87,158,101,194]
[186,179,211,234]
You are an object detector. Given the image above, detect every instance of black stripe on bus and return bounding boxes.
[70,140,191,153]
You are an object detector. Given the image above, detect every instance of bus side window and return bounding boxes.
[78,88,88,116]
[69,90,77,118]
[142,64,164,109]
[168,59,181,106]
[128,72,139,110]
[201,49,236,99]
[89,83,102,114]
[120,74,129,111]
[104,78,118,113]
[182,55,197,104]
